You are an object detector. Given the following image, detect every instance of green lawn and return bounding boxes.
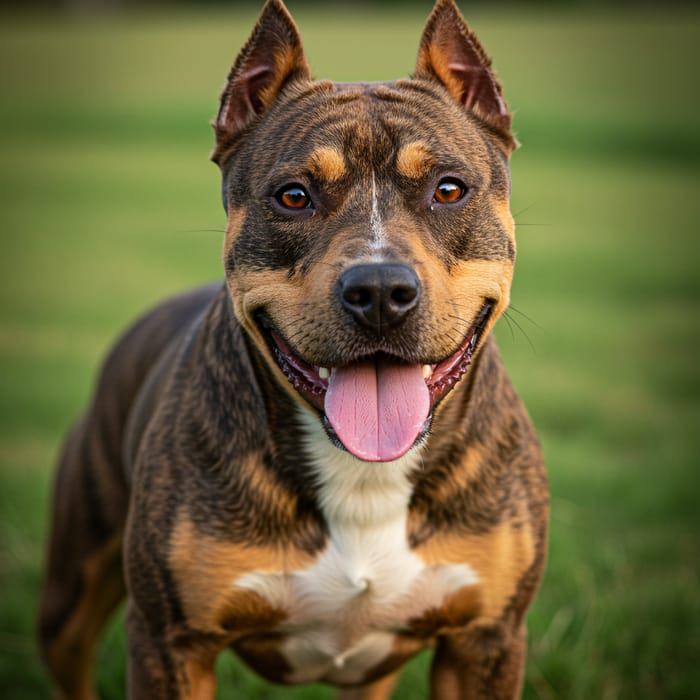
[1,4,699,699]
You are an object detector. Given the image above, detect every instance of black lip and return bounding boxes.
[426,300,492,409]
[255,312,328,412]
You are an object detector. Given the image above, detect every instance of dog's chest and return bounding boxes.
[234,420,478,684]
[235,514,477,684]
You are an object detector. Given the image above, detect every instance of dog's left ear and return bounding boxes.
[212,0,311,163]
[414,0,515,148]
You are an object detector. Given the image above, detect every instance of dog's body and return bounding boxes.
[39,1,548,698]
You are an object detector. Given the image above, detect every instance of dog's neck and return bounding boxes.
[296,408,423,529]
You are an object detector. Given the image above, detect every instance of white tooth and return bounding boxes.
[422,364,433,379]
[318,367,330,380]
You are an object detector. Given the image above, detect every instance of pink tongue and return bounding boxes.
[324,357,430,462]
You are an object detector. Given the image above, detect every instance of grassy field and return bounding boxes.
[1,3,699,698]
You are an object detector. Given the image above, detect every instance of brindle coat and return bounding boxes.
[38,1,548,698]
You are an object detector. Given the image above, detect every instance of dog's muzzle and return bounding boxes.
[257,278,493,463]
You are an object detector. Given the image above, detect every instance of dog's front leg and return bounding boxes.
[430,622,526,700]
[336,671,401,700]
[126,602,217,700]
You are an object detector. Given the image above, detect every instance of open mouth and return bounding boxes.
[258,302,493,462]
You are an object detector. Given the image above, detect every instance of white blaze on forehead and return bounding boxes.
[369,171,386,251]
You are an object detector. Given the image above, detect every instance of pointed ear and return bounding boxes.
[414,0,515,147]
[212,0,311,163]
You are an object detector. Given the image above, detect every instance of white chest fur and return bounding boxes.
[233,411,478,684]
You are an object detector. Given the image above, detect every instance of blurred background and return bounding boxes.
[1,1,699,698]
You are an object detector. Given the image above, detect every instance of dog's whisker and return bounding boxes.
[313,261,345,271]
[180,227,227,234]
[508,304,547,332]
[448,302,479,312]
[501,312,517,343]
[502,311,537,354]
[446,313,471,325]
[512,202,537,219]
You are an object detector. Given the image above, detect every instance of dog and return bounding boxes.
[38,1,548,697]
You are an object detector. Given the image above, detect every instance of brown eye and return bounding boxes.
[276,185,311,210]
[433,178,467,204]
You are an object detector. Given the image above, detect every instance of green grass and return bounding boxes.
[1,3,699,699]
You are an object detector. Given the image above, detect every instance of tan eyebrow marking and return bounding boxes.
[308,147,347,182]
[396,141,435,179]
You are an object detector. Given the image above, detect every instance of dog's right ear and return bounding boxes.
[212,0,310,164]
[414,0,516,150]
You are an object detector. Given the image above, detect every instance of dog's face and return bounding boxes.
[213,0,517,463]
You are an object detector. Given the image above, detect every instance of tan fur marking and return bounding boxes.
[45,534,124,700]
[414,520,535,620]
[399,229,514,357]
[410,585,482,637]
[309,147,346,182]
[235,452,298,522]
[425,44,466,105]
[227,269,311,403]
[259,46,305,111]
[169,511,313,634]
[181,656,217,700]
[444,258,514,341]
[419,444,484,501]
[446,257,513,299]
[493,197,516,242]
[223,207,245,252]
[396,141,434,179]
[338,670,401,700]
[230,268,306,327]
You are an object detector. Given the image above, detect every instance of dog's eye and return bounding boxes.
[275,185,312,210]
[433,178,467,205]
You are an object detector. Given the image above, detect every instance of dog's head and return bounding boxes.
[212,0,517,463]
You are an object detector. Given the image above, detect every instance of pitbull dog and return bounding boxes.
[39,1,548,698]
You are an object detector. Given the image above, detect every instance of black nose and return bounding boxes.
[338,264,421,331]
